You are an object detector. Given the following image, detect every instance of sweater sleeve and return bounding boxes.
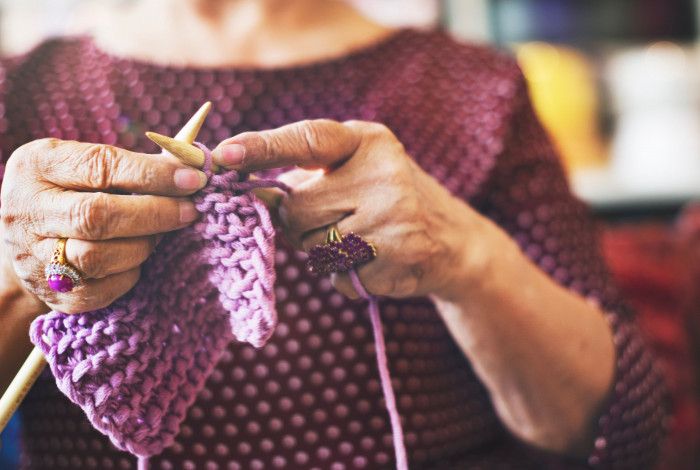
[473,71,669,469]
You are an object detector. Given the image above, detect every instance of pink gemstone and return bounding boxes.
[48,274,74,293]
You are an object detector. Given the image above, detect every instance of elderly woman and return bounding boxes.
[0,0,666,469]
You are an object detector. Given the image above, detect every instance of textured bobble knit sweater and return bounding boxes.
[0,29,667,469]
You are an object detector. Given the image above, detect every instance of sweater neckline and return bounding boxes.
[83,28,418,76]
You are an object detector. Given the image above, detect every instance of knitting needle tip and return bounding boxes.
[146,131,217,171]
[145,103,279,208]
[174,101,212,144]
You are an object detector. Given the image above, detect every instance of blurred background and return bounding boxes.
[1,1,699,469]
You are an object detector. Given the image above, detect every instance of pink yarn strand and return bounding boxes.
[349,270,408,470]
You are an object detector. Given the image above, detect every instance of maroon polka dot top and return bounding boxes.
[0,29,667,469]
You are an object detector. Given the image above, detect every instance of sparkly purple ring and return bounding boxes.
[306,225,377,276]
[45,238,82,293]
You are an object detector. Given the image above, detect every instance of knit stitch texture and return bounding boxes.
[30,160,282,456]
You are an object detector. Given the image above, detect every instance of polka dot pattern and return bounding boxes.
[1,29,666,469]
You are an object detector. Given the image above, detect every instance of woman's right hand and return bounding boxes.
[0,138,208,314]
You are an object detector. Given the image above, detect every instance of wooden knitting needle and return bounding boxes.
[147,131,217,171]
[174,101,211,143]
[0,104,219,434]
[0,346,46,432]
[145,132,283,208]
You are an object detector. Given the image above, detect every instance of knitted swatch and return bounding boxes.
[30,159,282,456]
[29,146,408,468]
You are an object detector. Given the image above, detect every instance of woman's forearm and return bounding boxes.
[433,219,615,456]
[0,241,49,393]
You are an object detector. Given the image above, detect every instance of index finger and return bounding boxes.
[25,138,207,196]
[38,190,198,240]
[212,119,362,171]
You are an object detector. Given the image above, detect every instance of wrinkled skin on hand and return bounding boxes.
[0,138,207,313]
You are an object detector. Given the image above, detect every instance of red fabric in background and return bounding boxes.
[602,205,700,470]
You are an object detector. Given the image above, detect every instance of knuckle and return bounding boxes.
[296,120,326,163]
[382,158,407,180]
[80,144,117,190]
[70,193,110,239]
[0,198,24,228]
[138,163,160,190]
[73,243,104,278]
[363,122,393,141]
[152,201,177,230]
[1,185,40,232]
[12,258,37,287]
[297,119,317,140]
[343,119,384,136]
[343,119,364,128]
[372,155,411,189]
[5,145,30,174]
[6,138,55,175]
[258,132,276,164]
[28,137,62,152]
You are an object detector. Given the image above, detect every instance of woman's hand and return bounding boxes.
[213,119,617,455]
[213,119,494,301]
[0,138,208,314]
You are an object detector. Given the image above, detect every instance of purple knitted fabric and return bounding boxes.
[29,154,283,456]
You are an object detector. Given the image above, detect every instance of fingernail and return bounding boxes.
[179,201,199,223]
[174,168,207,191]
[213,144,246,168]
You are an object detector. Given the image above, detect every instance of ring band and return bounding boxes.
[307,225,376,276]
[45,238,82,293]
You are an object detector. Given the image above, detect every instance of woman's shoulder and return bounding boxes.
[375,29,529,130]
[373,30,533,200]
[0,36,91,105]
[1,36,87,72]
[0,37,99,154]
[390,29,525,96]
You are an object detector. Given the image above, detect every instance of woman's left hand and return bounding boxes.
[213,119,499,301]
[215,119,620,456]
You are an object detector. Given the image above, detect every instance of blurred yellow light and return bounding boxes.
[516,42,607,171]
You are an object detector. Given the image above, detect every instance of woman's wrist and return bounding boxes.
[434,200,520,305]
